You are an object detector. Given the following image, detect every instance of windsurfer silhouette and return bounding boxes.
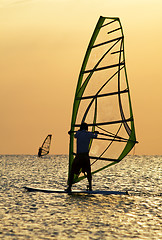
[67,122,98,192]
[38,147,42,157]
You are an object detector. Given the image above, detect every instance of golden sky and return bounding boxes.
[0,0,162,155]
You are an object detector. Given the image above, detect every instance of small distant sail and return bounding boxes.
[38,134,52,157]
[68,16,138,184]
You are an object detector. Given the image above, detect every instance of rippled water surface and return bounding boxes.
[0,155,161,239]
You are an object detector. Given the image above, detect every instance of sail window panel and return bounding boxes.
[89,126,128,165]
[85,71,104,93]
[85,39,123,72]
[80,69,130,111]
[95,44,123,69]
[90,130,120,159]
[100,69,119,95]
[90,157,114,173]
[75,98,96,126]
[97,95,121,124]
[95,19,122,47]
[90,140,127,167]
[82,68,119,98]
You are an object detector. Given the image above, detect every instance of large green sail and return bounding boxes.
[68,16,137,184]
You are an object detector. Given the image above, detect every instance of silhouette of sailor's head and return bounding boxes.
[80,122,88,131]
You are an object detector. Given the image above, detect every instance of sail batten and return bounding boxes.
[83,62,125,73]
[108,27,122,34]
[111,50,124,54]
[68,16,137,184]
[101,19,118,27]
[73,153,120,162]
[92,36,123,48]
[76,89,129,100]
[73,117,133,127]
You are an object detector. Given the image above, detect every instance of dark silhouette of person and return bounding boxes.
[67,122,98,192]
[38,147,42,157]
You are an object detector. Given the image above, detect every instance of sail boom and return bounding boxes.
[96,137,127,142]
[72,152,119,162]
[89,156,119,162]
[96,137,138,143]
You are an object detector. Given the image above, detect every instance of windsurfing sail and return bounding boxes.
[38,134,52,157]
[68,16,138,184]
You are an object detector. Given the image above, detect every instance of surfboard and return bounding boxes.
[24,186,128,195]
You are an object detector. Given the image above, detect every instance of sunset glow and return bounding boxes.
[0,0,162,155]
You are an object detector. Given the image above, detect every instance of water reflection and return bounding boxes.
[0,155,161,239]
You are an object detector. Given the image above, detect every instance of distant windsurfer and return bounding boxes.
[38,147,42,157]
[37,134,52,157]
[67,122,98,192]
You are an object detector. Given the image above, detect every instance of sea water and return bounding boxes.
[0,155,161,240]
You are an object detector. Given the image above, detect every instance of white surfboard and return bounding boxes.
[24,186,128,195]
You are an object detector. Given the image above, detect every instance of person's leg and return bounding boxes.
[67,156,79,192]
[85,155,92,191]
[86,168,92,191]
[67,165,75,192]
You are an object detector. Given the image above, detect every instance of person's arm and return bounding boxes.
[94,131,99,138]
[68,130,78,138]
[88,131,99,138]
